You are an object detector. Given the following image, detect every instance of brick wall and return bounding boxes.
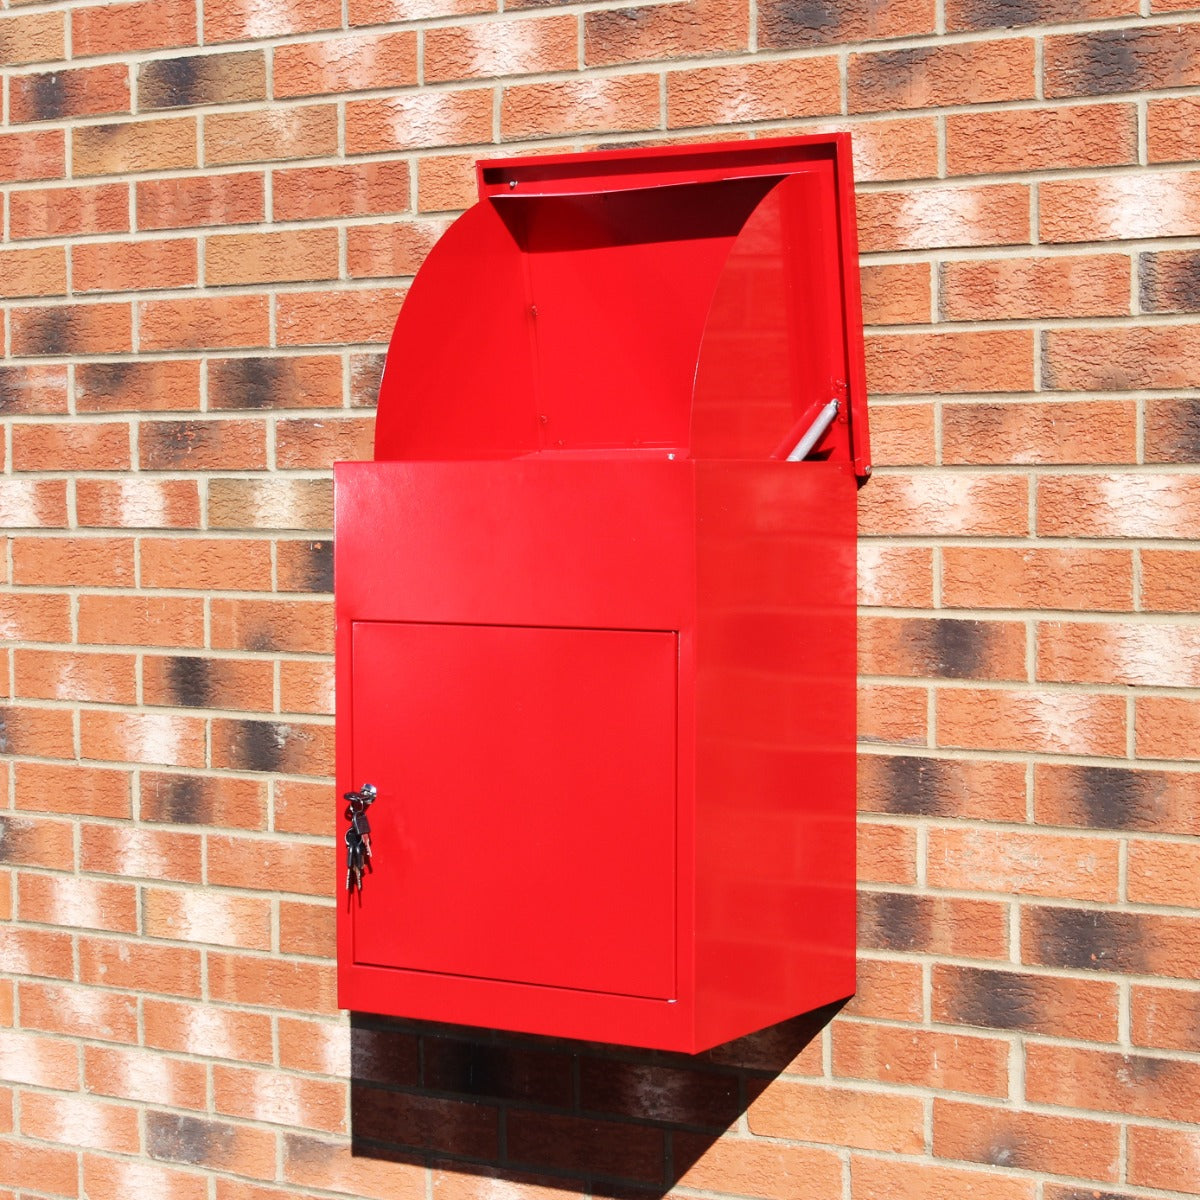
[3,0,1200,1196]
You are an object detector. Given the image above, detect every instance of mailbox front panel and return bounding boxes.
[349,620,678,1000]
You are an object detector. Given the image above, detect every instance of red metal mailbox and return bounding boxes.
[335,134,870,1054]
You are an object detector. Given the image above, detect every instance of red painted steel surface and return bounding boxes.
[336,134,868,1053]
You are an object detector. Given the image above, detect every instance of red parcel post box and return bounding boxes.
[335,134,871,1054]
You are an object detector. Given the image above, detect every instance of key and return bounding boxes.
[352,808,372,862]
[345,828,360,893]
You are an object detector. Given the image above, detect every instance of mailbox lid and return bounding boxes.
[349,619,679,1001]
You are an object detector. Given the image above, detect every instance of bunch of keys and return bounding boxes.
[343,783,377,895]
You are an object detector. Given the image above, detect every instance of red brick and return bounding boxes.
[430,19,577,82]
[1028,1042,1200,1121]
[501,76,660,140]
[206,229,339,287]
[938,687,1125,757]
[1045,325,1200,391]
[214,1064,346,1132]
[0,926,74,979]
[12,535,133,587]
[204,0,340,42]
[139,418,267,470]
[144,654,273,713]
[748,1078,924,1153]
[760,0,932,48]
[19,980,139,1044]
[941,546,1134,611]
[273,162,412,221]
[869,329,1034,393]
[1148,95,1200,163]
[276,287,405,347]
[932,964,1119,1042]
[834,1021,1008,1098]
[210,718,334,777]
[85,1044,206,1108]
[860,184,1031,253]
[1038,473,1200,538]
[860,262,931,326]
[859,472,1029,536]
[942,400,1135,464]
[21,1092,140,1155]
[1128,839,1200,908]
[1143,549,1200,611]
[144,997,273,1062]
[74,117,197,177]
[0,1139,78,1195]
[139,295,270,352]
[861,615,1024,682]
[77,595,205,648]
[11,63,130,124]
[0,479,68,527]
[276,416,374,467]
[677,1136,842,1200]
[205,106,338,166]
[0,364,69,414]
[274,779,329,836]
[1128,1125,1200,1193]
[584,0,746,66]
[144,886,272,949]
[1039,619,1200,687]
[1041,170,1200,243]
[940,255,1130,322]
[279,660,334,717]
[933,1099,1119,1180]
[859,754,1026,822]
[140,537,271,591]
[10,302,133,356]
[929,826,1119,902]
[282,1130,427,1199]
[859,681,927,743]
[75,359,201,412]
[947,103,1136,174]
[860,892,1007,959]
[348,219,448,279]
[13,760,132,818]
[83,1156,209,1200]
[208,951,337,1013]
[1035,762,1200,835]
[81,823,203,885]
[73,238,197,293]
[0,1029,78,1089]
[668,57,840,127]
[137,171,265,230]
[1137,695,1200,761]
[0,10,66,65]
[417,153,478,212]
[206,832,329,894]
[857,544,934,608]
[80,710,206,768]
[0,128,65,183]
[276,33,416,101]
[348,91,493,153]
[1045,24,1200,98]
[79,935,201,997]
[76,479,201,528]
[0,815,74,871]
[1141,254,1200,316]
[280,899,335,957]
[208,478,332,530]
[849,39,1035,113]
[851,1157,1035,1200]
[10,182,129,239]
[73,0,196,56]
[0,245,67,299]
[1132,983,1200,1052]
[138,51,265,110]
[141,771,268,830]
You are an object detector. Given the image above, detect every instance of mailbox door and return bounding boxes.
[348,619,678,1001]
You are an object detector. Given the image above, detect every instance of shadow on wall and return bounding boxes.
[347,1002,844,1195]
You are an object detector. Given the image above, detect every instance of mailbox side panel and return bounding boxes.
[692,460,857,1050]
